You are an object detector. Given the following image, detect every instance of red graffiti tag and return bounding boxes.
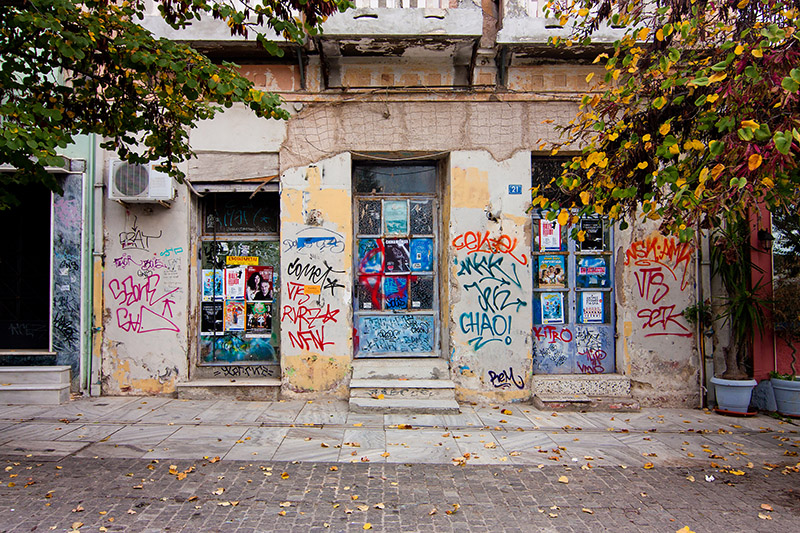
[452,231,528,265]
[533,325,573,344]
[283,281,340,353]
[577,349,608,374]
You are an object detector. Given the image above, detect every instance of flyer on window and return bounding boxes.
[202,269,224,301]
[246,302,272,337]
[200,301,224,335]
[539,219,561,251]
[245,265,274,301]
[581,291,604,323]
[580,219,604,251]
[538,255,566,288]
[224,300,246,332]
[225,266,246,300]
[541,292,564,325]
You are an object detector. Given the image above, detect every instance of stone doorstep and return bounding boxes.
[175,378,280,401]
[349,397,461,415]
[0,366,72,384]
[531,374,633,398]
[533,394,641,413]
[349,378,457,400]
[351,358,449,380]
[0,383,70,405]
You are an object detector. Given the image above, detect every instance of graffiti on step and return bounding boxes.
[109,274,180,334]
[456,253,526,351]
[625,232,693,338]
[357,315,434,354]
[213,365,277,378]
[488,367,525,389]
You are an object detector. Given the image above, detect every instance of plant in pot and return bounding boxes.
[708,216,769,414]
[769,278,800,417]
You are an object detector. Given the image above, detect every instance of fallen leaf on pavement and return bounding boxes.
[213,488,225,495]
[686,475,695,482]
[761,503,773,511]
[363,524,372,530]
[429,508,437,515]
[758,513,772,520]
[72,505,84,513]
[582,508,593,514]
[643,463,654,469]
[558,476,568,484]
[374,503,385,509]
[281,472,289,479]
[278,510,286,516]
[445,503,460,515]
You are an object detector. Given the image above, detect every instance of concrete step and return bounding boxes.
[533,394,640,412]
[349,397,461,414]
[352,358,449,380]
[0,366,71,384]
[176,378,280,401]
[0,383,70,405]
[350,378,456,400]
[532,374,632,398]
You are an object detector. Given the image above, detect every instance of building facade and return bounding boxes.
[91,0,706,408]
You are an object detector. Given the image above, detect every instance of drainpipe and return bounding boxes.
[81,136,96,393]
[695,224,706,408]
[90,137,104,396]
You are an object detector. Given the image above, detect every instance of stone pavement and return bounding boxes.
[0,397,798,531]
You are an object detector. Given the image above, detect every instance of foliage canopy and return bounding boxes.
[538,0,800,241]
[0,0,349,208]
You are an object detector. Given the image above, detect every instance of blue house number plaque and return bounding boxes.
[508,184,522,195]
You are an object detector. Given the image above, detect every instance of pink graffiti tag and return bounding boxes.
[626,234,694,338]
[108,274,180,334]
[577,349,608,374]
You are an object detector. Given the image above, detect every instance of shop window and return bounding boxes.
[531,158,616,374]
[353,163,439,357]
[199,192,280,363]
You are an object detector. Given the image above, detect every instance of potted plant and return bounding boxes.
[769,278,800,417]
[708,216,768,414]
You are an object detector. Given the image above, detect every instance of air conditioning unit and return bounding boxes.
[108,160,176,203]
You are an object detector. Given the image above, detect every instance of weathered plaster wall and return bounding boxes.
[448,151,533,403]
[615,224,700,407]
[101,183,190,395]
[280,153,353,397]
[52,173,84,390]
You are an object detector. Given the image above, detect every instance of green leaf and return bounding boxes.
[782,76,800,93]
[774,132,792,155]
[709,140,725,156]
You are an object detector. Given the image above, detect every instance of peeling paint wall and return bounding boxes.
[280,153,353,397]
[101,181,190,395]
[616,224,699,407]
[448,151,533,403]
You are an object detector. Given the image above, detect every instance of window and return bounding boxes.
[199,192,280,363]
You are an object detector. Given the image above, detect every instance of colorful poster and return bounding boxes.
[226,255,259,266]
[538,255,566,288]
[384,238,410,273]
[358,238,384,274]
[245,265,273,301]
[541,292,564,325]
[409,238,433,271]
[224,300,246,332]
[384,200,408,235]
[246,301,272,337]
[225,266,246,300]
[580,219,604,251]
[577,256,609,288]
[202,269,223,301]
[539,219,561,251]
[200,301,224,335]
[581,291,604,323]
[383,276,409,310]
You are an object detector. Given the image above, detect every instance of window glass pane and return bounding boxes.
[576,256,611,288]
[358,200,382,235]
[383,276,409,310]
[358,275,383,310]
[354,165,437,194]
[410,275,434,310]
[358,238,384,274]
[410,200,434,234]
[203,192,279,234]
[533,292,569,325]
[384,200,408,235]
[577,291,611,324]
[357,315,435,354]
[578,219,605,252]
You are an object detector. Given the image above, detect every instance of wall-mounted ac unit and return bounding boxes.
[108,160,176,203]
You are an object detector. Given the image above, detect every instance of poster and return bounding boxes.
[358,238,383,274]
[410,238,433,271]
[577,256,609,288]
[200,301,224,335]
[384,200,408,235]
[225,266,246,300]
[246,265,274,300]
[539,219,561,251]
[246,301,272,337]
[384,238,410,273]
[580,219,604,251]
[202,269,223,301]
[383,276,409,310]
[538,255,566,288]
[581,291,604,323]
[541,292,564,325]
[224,300,246,331]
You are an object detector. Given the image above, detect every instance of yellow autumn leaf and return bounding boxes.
[711,164,726,179]
[734,44,744,55]
[676,527,695,533]
[579,191,591,205]
[656,28,664,41]
[698,167,709,183]
[642,134,651,141]
[557,210,570,226]
[644,462,655,469]
[762,177,774,188]
[578,7,589,16]
[637,161,649,170]
[741,119,759,129]
[709,72,727,83]
[585,72,594,83]
[638,28,650,40]
[576,230,587,242]
[752,48,763,58]
[659,123,671,135]
[593,53,609,64]
[729,469,746,476]
[558,476,569,483]
[748,153,763,171]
